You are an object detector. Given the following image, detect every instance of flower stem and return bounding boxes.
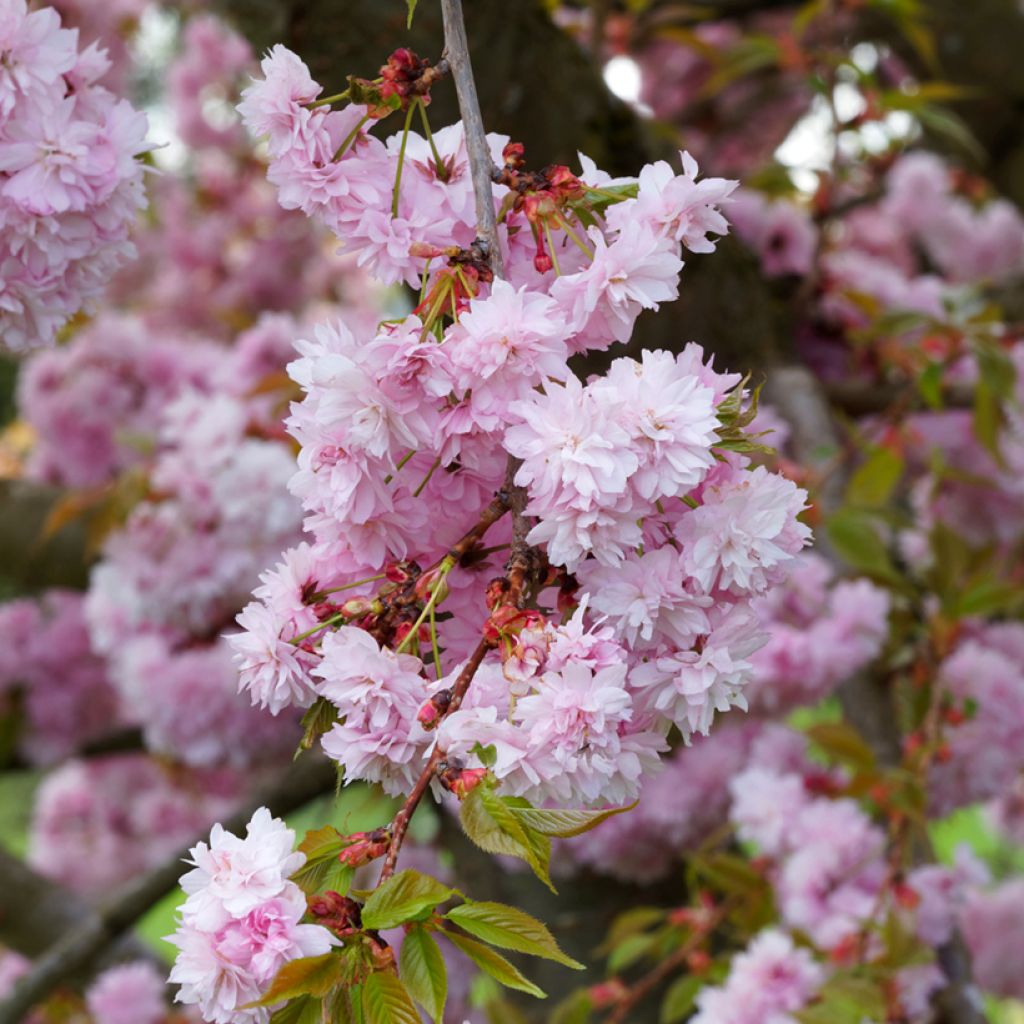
[543,220,562,276]
[429,604,443,679]
[413,456,442,498]
[391,101,417,217]
[558,212,594,257]
[417,99,449,181]
[308,90,349,108]
[333,113,371,161]
[395,556,455,655]
[289,613,344,645]
[384,448,417,484]
[315,573,387,597]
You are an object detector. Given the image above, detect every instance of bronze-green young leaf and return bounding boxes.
[443,931,546,998]
[244,953,344,1008]
[508,802,638,839]
[459,785,554,892]
[445,901,583,969]
[399,926,447,1022]
[360,869,454,931]
[361,971,422,1024]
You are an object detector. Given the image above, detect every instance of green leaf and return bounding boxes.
[690,852,769,898]
[460,785,555,892]
[661,974,702,1023]
[806,722,876,773]
[247,954,343,1007]
[846,446,904,508]
[292,825,354,896]
[298,697,339,754]
[916,104,985,162]
[445,901,583,969]
[471,741,497,768]
[603,907,666,951]
[269,996,325,1024]
[608,933,657,973]
[551,990,593,1024]
[825,508,901,586]
[917,362,944,409]
[953,577,1021,618]
[400,927,447,1023]
[406,0,419,28]
[361,971,422,1024]
[444,931,546,998]
[509,802,638,838]
[361,870,454,931]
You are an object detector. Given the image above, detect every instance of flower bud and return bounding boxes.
[417,689,452,730]
[385,561,419,584]
[485,577,511,610]
[409,241,448,260]
[337,827,391,868]
[587,979,628,1009]
[438,764,489,800]
[502,141,525,169]
[308,891,361,935]
[340,596,374,618]
[414,568,450,603]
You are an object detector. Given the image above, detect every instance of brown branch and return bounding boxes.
[439,0,504,278]
[376,637,492,884]
[604,903,730,1024]
[0,850,159,968]
[376,0,531,889]
[823,379,972,416]
[0,754,337,1024]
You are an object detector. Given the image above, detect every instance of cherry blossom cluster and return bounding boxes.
[0,952,176,1024]
[746,551,890,715]
[28,755,244,895]
[673,734,995,1023]
[0,589,119,764]
[168,808,336,1024]
[0,0,149,351]
[690,929,825,1024]
[728,746,988,970]
[50,0,149,95]
[227,44,813,812]
[902,344,1024,556]
[927,621,1024,814]
[83,384,304,767]
[106,14,375,340]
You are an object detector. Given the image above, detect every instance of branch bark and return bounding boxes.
[0,849,158,967]
[439,0,503,277]
[0,754,337,1024]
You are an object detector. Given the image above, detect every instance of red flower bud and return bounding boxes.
[502,142,526,169]
[687,950,712,974]
[894,882,921,910]
[340,596,373,618]
[438,764,489,800]
[587,979,628,1009]
[337,827,391,868]
[385,561,419,584]
[485,577,511,610]
[414,568,450,603]
[416,689,452,730]
[409,240,449,260]
[308,891,361,934]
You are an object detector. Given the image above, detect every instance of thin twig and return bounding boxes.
[0,755,337,1024]
[605,904,731,1024]
[376,638,492,884]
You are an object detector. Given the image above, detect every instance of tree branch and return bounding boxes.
[0,850,158,968]
[0,754,337,1024]
[439,0,504,277]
